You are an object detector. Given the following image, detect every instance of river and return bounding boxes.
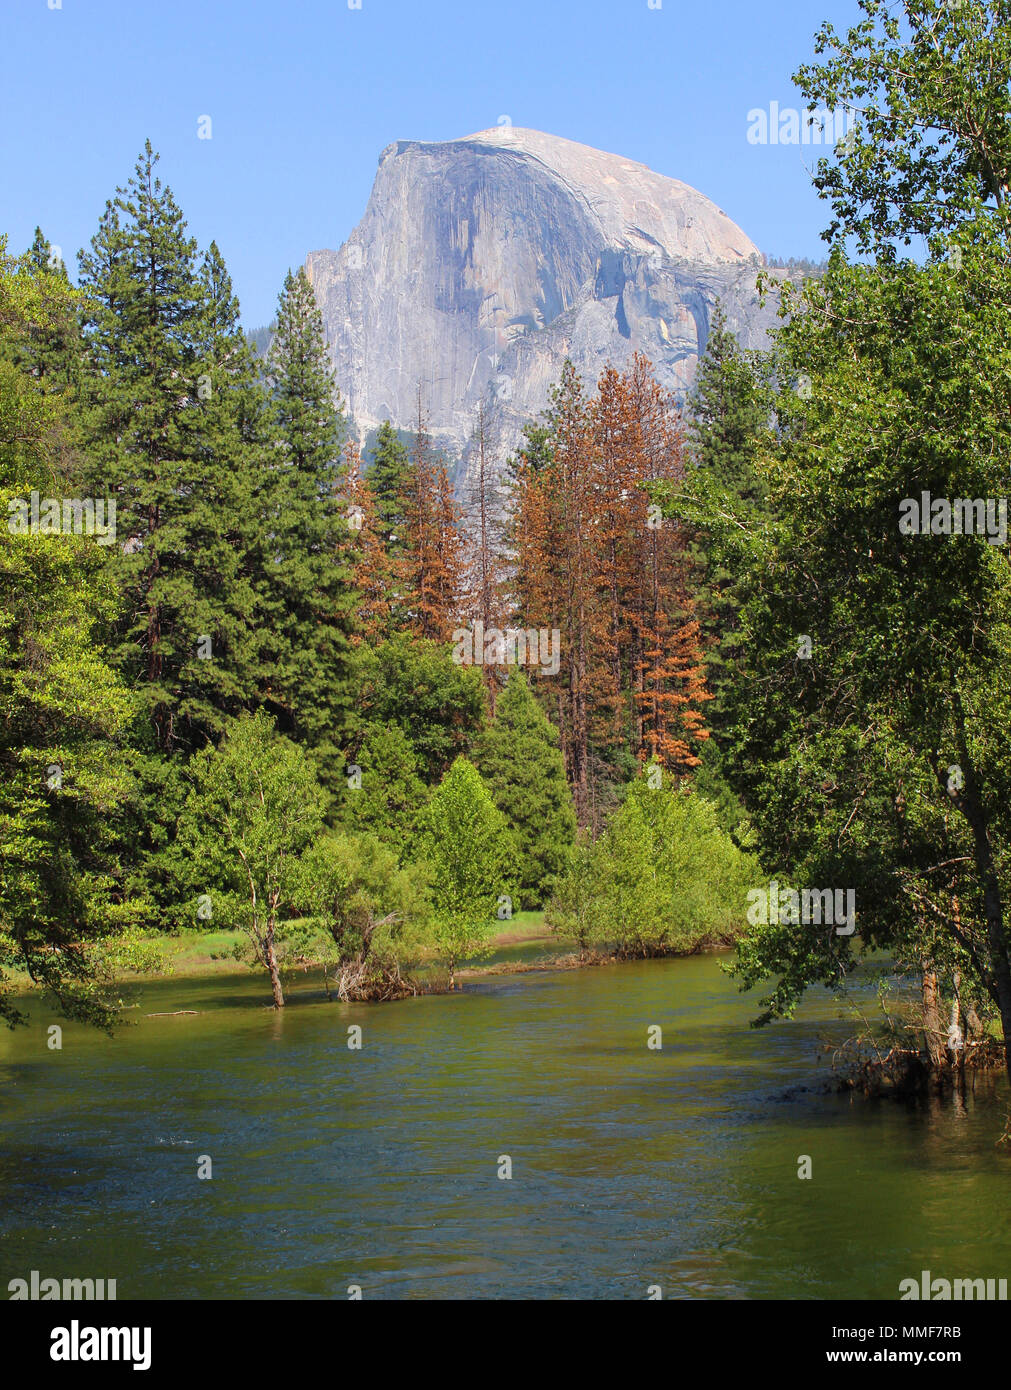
[2,953,1008,1299]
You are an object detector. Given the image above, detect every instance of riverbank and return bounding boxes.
[9,913,733,1005]
[89,912,563,984]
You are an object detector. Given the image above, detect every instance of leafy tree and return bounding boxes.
[544,831,597,958]
[676,245,1011,1078]
[0,239,142,1028]
[292,831,431,1000]
[177,710,326,1008]
[474,670,575,908]
[411,757,515,986]
[549,770,756,958]
[796,0,1011,258]
[353,633,485,783]
[662,0,1011,1083]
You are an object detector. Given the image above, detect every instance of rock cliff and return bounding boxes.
[305,127,779,487]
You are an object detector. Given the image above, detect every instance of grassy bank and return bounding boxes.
[89,911,558,985]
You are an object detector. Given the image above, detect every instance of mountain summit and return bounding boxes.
[305,128,778,482]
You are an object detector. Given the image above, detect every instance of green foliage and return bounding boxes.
[3,228,82,403]
[261,267,356,789]
[543,831,596,955]
[681,302,774,743]
[411,757,515,977]
[291,830,431,997]
[338,720,428,850]
[676,242,1011,1046]
[474,670,576,908]
[0,238,143,1028]
[77,142,267,754]
[367,419,411,554]
[549,771,757,957]
[353,634,486,783]
[177,710,326,1004]
[796,0,1011,258]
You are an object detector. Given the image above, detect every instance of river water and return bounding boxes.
[2,953,1009,1299]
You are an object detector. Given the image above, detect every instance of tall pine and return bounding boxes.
[263,267,356,785]
[77,142,264,754]
[687,302,772,742]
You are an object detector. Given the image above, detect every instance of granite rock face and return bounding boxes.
[305,127,779,488]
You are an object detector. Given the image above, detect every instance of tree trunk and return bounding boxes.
[265,927,285,1009]
[921,966,946,1075]
[952,719,1011,1084]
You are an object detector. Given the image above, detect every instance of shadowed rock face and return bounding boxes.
[305,127,779,488]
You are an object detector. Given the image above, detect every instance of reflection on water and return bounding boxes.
[1,955,1008,1299]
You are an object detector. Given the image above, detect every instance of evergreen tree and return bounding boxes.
[340,721,428,851]
[411,756,515,987]
[686,302,773,746]
[403,388,464,642]
[341,436,403,643]
[263,266,357,787]
[7,228,82,403]
[353,633,485,784]
[192,239,272,715]
[367,419,411,556]
[511,361,601,824]
[77,142,264,754]
[475,670,576,908]
[459,402,510,712]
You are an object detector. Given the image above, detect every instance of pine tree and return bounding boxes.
[340,720,428,851]
[77,142,264,754]
[193,239,273,716]
[687,302,772,744]
[263,266,357,786]
[475,670,576,908]
[511,356,711,817]
[459,403,510,712]
[340,436,399,643]
[403,387,463,642]
[367,419,411,556]
[602,355,711,775]
[8,228,82,402]
[511,362,608,826]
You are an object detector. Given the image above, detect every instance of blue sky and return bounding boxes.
[2,0,860,327]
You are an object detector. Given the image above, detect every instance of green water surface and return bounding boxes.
[1,954,1008,1299]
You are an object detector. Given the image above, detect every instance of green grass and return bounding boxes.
[7,911,556,993]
